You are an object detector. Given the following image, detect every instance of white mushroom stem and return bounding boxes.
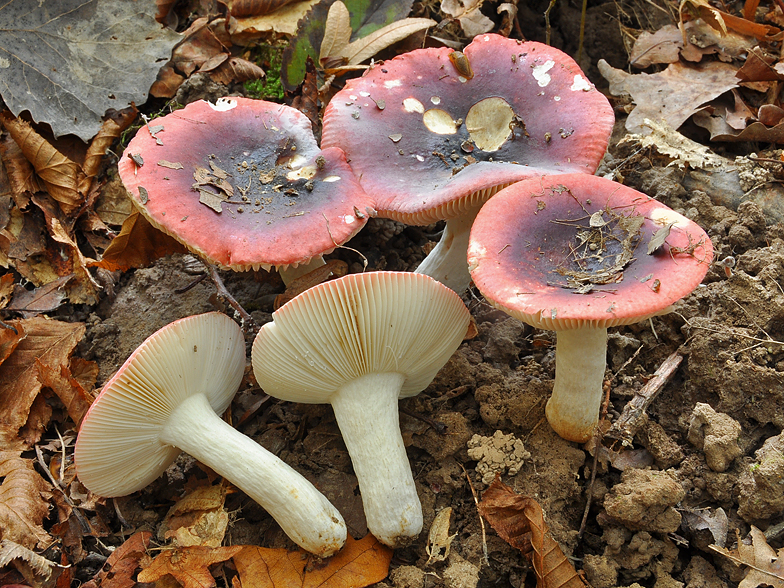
[159,393,346,557]
[414,205,481,293]
[329,372,423,548]
[545,327,608,443]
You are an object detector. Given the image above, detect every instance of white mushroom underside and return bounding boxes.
[161,393,347,557]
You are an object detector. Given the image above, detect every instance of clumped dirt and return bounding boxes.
[37,4,784,588]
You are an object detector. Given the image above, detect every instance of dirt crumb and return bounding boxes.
[466,430,530,484]
[389,565,425,588]
[738,430,784,521]
[687,403,742,473]
[603,469,685,533]
[441,553,479,588]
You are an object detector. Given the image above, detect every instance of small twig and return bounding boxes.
[204,264,256,332]
[174,272,209,294]
[35,444,92,533]
[0,319,18,334]
[604,351,683,446]
[460,463,490,567]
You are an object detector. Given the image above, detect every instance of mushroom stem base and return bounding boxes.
[161,393,346,557]
[330,372,422,548]
[546,327,607,443]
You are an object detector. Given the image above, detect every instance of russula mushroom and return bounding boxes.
[118,97,376,284]
[467,174,713,443]
[321,33,613,292]
[75,312,346,557]
[251,272,470,547]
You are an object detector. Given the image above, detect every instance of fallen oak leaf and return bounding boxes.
[5,275,73,318]
[478,478,587,588]
[91,211,187,272]
[0,112,87,215]
[137,545,243,588]
[0,538,57,580]
[81,530,152,588]
[710,526,784,588]
[36,361,94,428]
[0,317,84,447]
[0,452,54,550]
[233,534,392,588]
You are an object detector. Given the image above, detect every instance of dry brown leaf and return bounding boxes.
[711,526,784,588]
[228,0,320,39]
[0,272,14,310]
[629,25,683,68]
[82,531,153,588]
[0,317,84,446]
[0,452,54,549]
[0,538,56,579]
[171,17,233,77]
[320,1,352,64]
[441,0,494,37]
[0,132,43,207]
[138,545,244,588]
[478,478,587,588]
[226,0,301,18]
[339,18,437,66]
[599,59,739,134]
[36,361,94,428]
[0,319,24,367]
[92,211,188,272]
[209,56,266,85]
[234,534,393,588]
[0,113,86,215]
[6,275,73,318]
[162,484,229,548]
[82,107,138,180]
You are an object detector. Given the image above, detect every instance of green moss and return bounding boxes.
[244,44,285,101]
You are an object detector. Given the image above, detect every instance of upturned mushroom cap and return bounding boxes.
[75,312,245,495]
[467,174,713,330]
[76,312,348,557]
[321,34,614,225]
[118,97,376,272]
[252,271,470,399]
[251,271,470,546]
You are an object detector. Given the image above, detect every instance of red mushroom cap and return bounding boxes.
[467,174,714,329]
[321,34,614,225]
[118,97,376,271]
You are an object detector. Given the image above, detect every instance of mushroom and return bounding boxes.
[467,174,713,442]
[75,312,347,557]
[118,97,376,284]
[321,34,614,292]
[250,272,471,547]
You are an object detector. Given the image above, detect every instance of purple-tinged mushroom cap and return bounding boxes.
[321,34,614,291]
[467,174,713,442]
[118,97,375,277]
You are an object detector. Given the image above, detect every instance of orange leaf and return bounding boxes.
[0,451,54,549]
[82,531,152,588]
[36,361,94,427]
[137,545,244,588]
[92,211,187,272]
[233,534,392,588]
[0,113,86,215]
[0,317,84,446]
[478,478,587,588]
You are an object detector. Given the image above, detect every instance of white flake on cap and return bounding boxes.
[571,75,592,92]
[210,97,237,111]
[532,60,555,87]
